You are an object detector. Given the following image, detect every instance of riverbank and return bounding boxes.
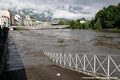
[25,64,97,80]
[98,29,120,33]
[0,27,9,77]
[66,27,120,33]
[12,25,68,30]
[1,64,99,80]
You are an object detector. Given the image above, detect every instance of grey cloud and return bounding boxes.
[0,0,120,19]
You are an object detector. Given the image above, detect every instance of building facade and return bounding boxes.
[0,10,10,27]
[80,18,86,24]
[24,15,37,26]
[10,11,25,26]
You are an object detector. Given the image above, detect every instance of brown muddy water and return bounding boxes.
[27,29,120,55]
[7,29,120,68]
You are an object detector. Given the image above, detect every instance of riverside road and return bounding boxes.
[2,25,120,80]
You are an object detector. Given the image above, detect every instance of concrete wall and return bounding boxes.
[0,27,9,76]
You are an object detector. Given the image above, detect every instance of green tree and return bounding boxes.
[94,18,102,30]
[69,20,75,29]
[75,20,82,29]
[94,3,120,29]
[89,19,96,29]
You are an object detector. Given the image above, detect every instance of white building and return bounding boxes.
[0,10,10,27]
[80,18,86,24]
[24,15,37,26]
[51,19,59,25]
[36,21,42,25]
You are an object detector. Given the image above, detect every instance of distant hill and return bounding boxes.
[9,5,88,21]
[10,8,53,21]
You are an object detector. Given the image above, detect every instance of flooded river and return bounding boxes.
[7,29,120,69]
[31,29,120,55]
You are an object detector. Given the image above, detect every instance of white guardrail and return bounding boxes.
[44,51,120,80]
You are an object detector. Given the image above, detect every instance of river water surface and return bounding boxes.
[33,29,120,55]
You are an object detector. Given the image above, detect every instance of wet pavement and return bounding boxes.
[3,28,120,80]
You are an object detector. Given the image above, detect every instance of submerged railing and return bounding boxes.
[44,51,120,80]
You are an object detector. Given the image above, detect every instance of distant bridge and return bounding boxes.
[11,24,68,30]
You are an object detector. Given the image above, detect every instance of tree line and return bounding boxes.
[93,3,120,30]
[59,3,120,30]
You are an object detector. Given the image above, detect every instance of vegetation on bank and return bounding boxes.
[59,3,120,30]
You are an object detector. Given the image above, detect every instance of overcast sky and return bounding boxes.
[0,0,120,19]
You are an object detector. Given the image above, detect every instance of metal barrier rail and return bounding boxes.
[44,51,120,80]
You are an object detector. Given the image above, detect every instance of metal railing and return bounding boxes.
[44,51,120,80]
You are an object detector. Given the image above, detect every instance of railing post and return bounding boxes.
[59,53,62,65]
[46,52,47,56]
[50,52,52,59]
[45,51,47,55]
[53,52,55,62]
[47,52,49,56]
[93,55,96,77]
[64,54,66,66]
[107,56,110,80]
[56,53,58,63]
[69,54,72,67]
[51,52,53,61]
[50,52,52,58]
[75,54,78,68]
[44,51,45,55]
[83,55,86,71]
